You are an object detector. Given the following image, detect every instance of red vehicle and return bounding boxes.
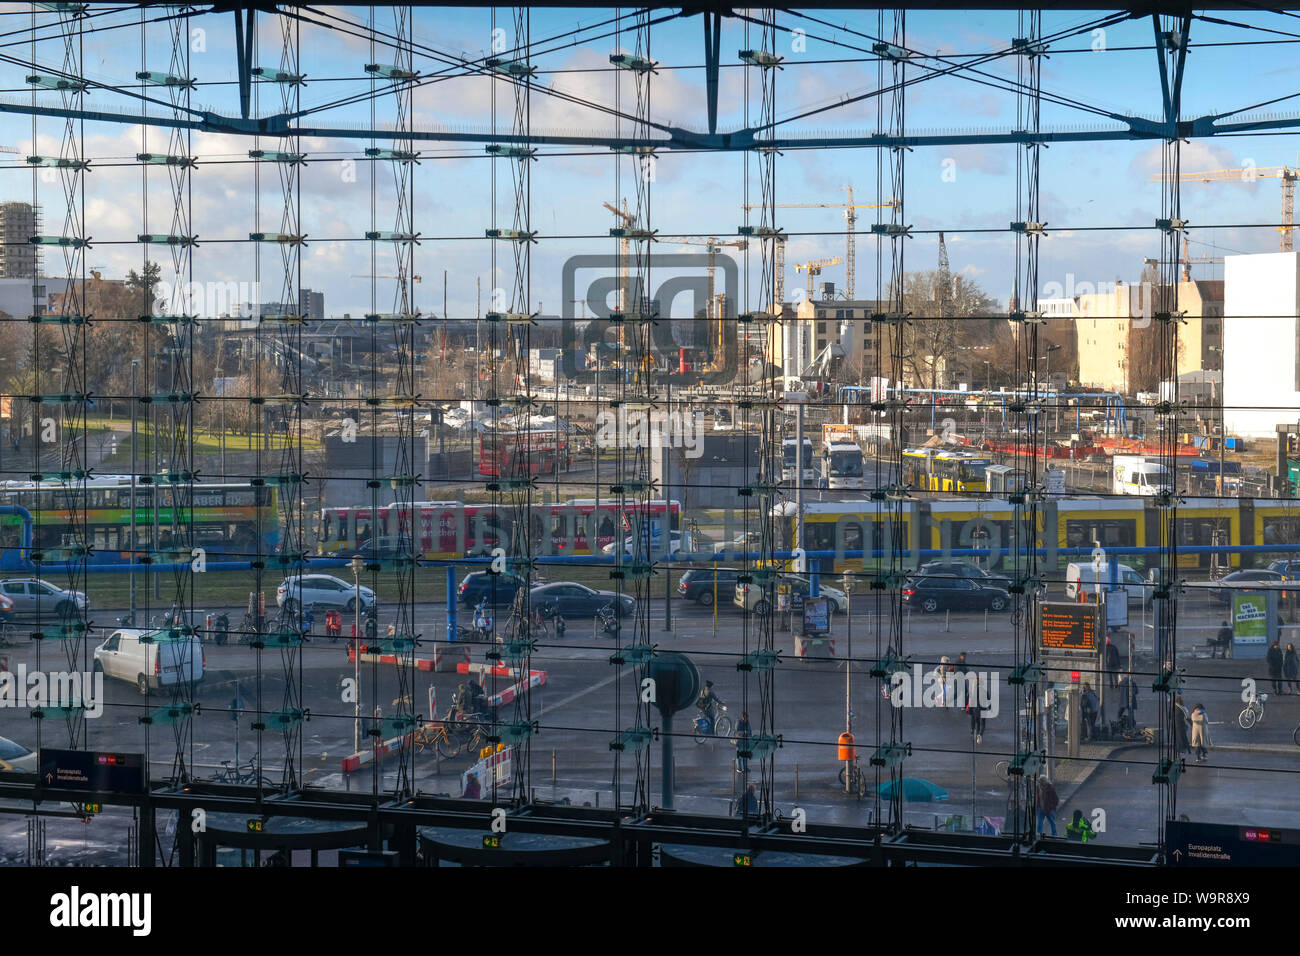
[479,430,568,478]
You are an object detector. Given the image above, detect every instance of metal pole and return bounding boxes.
[796,403,805,556]
[663,382,672,632]
[130,360,138,622]
[353,563,361,753]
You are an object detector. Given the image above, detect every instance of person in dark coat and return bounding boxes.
[1036,776,1060,837]
[1104,637,1121,689]
[1080,681,1099,741]
[1173,695,1191,755]
[1267,640,1285,694]
[1285,643,1300,694]
[462,772,481,800]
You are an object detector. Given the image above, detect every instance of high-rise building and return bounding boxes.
[0,201,39,279]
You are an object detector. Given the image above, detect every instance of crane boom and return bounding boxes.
[1150,166,1297,252]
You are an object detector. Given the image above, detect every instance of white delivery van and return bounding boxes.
[1065,561,1148,605]
[1112,455,1171,496]
[93,628,205,696]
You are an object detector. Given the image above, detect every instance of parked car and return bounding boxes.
[457,571,527,608]
[734,573,847,616]
[1207,569,1289,607]
[0,578,87,619]
[531,582,635,621]
[0,594,13,623]
[276,574,376,612]
[678,568,742,606]
[1267,559,1300,579]
[902,576,1011,613]
[602,530,696,558]
[0,736,37,773]
[93,627,205,696]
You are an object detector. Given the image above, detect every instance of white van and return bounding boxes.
[1113,455,1171,496]
[93,628,205,696]
[1065,562,1148,605]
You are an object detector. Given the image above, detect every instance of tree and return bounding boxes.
[889,268,1000,389]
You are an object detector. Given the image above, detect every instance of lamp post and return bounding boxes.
[351,554,364,753]
[842,572,853,736]
[1040,345,1062,463]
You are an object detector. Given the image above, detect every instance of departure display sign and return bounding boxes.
[1038,603,1099,654]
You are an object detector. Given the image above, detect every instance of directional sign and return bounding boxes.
[1166,820,1300,866]
[38,748,146,795]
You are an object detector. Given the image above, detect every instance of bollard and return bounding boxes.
[794,763,799,800]
[945,610,951,633]
[551,749,556,785]
[984,609,989,633]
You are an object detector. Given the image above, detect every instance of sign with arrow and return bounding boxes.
[38,748,146,796]
[1166,820,1300,866]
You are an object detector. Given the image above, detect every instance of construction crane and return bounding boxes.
[1179,237,1224,282]
[602,200,637,315]
[794,256,843,297]
[743,186,896,298]
[1150,166,1299,252]
[666,236,748,371]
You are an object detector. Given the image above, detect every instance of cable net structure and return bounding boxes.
[1,1,1300,868]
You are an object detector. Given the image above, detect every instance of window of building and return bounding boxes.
[817,322,826,333]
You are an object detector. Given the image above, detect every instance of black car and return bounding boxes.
[902,576,1010,613]
[457,571,527,608]
[915,561,1009,588]
[678,568,741,606]
[531,582,636,620]
[1210,569,1288,606]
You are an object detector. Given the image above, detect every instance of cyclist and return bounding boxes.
[473,599,493,637]
[697,680,724,734]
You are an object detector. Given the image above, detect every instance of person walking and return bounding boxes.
[737,783,758,817]
[1190,703,1211,762]
[966,672,984,744]
[735,711,752,773]
[1103,637,1121,690]
[935,656,953,707]
[1036,776,1059,837]
[1286,643,1300,694]
[1173,695,1191,756]
[1268,640,1285,695]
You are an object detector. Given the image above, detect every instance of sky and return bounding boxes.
[2,4,1300,322]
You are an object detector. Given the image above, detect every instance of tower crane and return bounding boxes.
[602,200,637,315]
[1150,166,1299,252]
[666,236,748,372]
[743,186,897,298]
[794,256,843,297]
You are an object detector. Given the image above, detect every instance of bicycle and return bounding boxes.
[414,714,489,759]
[1239,693,1268,729]
[838,758,868,796]
[211,759,273,787]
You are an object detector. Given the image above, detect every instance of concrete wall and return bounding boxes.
[1224,252,1300,438]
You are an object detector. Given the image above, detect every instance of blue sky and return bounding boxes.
[2,4,1299,320]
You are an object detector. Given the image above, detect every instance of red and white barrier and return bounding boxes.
[348,644,436,671]
[489,670,547,707]
[348,642,469,672]
[341,732,412,773]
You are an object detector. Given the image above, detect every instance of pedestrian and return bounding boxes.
[1066,809,1097,842]
[954,651,969,675]
[462,772,481,800]
[1190,702,1211,763]
[735,710,752,773]
[1213,620,1233,659]
[738,782,758,817]
[1036,776,1059,837]
[934,656,952,707]
[1286,643,1300,694]
[1268,639,1285,694]
[966,672,984,744]
[1173,695,1191,756]
[1103,637,1120,689]
[1080,681,1099,741]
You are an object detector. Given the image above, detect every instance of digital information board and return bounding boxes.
[1038,603,1100,655]
[38,748,147,795]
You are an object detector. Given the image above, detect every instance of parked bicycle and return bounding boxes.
[413,714,489,759]
[211,759,273,787]
[1239,692,1268,729]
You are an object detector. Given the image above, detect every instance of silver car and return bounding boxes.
[0,578,87,619]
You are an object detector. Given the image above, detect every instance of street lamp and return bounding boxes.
[350,554,365,753]
[1040,345,1062,462]
[129,358,141,624]
[842,572,853,735]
